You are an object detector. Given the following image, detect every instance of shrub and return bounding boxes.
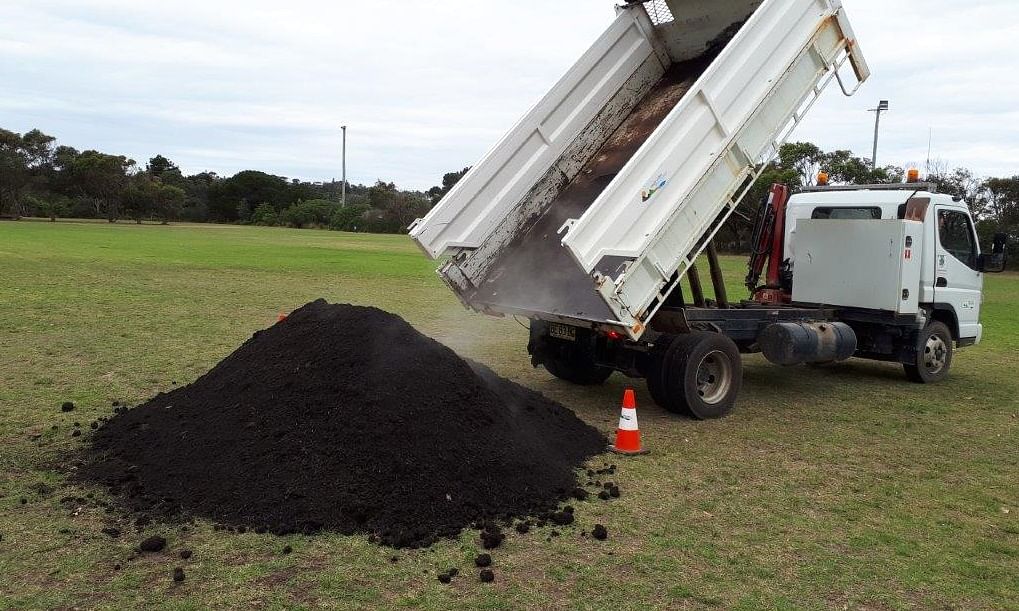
[329,204,370,232]
[283,199,337,228]
[251,202,281,226]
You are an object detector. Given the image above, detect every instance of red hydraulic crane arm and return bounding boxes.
[745,183,791,304]
[766,183,789,288]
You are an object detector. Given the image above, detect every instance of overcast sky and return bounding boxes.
[2,0,1017,190]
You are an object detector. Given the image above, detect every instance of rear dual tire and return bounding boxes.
[646,332,743,420]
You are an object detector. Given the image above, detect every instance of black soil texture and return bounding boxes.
[77,300,605,548]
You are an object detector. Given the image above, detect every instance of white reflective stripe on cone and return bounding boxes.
[617,408,639,431]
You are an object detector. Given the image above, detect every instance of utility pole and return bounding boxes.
[340,125,347,208]
[868,100,889,170]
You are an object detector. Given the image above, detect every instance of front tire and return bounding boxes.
[904,321,953,384]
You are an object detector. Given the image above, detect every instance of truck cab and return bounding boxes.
[784,186,987,346]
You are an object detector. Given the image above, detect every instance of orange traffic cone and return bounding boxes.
[610,388,649,455]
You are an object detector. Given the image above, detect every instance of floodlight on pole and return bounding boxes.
[868,100,889,170]
[340,125,348,208]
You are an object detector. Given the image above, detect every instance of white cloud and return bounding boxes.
[1,0,1016,188]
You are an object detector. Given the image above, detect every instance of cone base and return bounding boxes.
[609,445,650,456]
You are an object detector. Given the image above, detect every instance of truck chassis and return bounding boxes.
[528,234,950,420]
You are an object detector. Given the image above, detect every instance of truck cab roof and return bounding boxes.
[787,187,970,219]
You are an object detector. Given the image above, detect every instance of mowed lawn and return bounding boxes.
[1,220,1017,610]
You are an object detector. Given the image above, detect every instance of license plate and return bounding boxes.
[549,323,577,342]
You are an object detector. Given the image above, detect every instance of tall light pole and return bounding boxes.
[340,125,347,208]
[868,100,889,170]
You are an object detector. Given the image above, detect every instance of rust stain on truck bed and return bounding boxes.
[473,56,713,320]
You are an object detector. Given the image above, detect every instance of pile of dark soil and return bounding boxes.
[78,300,605,548]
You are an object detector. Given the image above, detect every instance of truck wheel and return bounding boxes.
[665,332,743,420]
[645,335,676,410]
[543,357,613,386]
[903,321,953,384]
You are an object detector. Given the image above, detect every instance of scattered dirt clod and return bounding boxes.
[592,524,608,540]
[61,402,75,412]
[550,511,574,526]
[481,529,505,550]
[173,567,185,582]
[138,536,166,553]
[479,569,495,583]
[474,553,492,568]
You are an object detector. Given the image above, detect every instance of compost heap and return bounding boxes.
[79,300,606,548]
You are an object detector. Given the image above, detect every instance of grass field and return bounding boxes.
[1,220,1017,610]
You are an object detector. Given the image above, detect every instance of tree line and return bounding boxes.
[1,127,1015,262]
[0,127,469,233]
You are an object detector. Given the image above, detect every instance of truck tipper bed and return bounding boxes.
[411,0,869,337]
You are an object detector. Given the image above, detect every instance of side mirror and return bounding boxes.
[979,233,1008,273]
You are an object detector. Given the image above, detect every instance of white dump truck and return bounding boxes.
[410,0,1009,418]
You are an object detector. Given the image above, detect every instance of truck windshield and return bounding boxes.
[811,207,882,220]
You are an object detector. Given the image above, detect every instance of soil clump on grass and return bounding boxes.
[78,300,605,548]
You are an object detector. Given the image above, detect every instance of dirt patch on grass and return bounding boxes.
[77,300,605,548]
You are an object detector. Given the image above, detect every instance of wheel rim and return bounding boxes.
[923,334,949,375]
[695,350,733,405]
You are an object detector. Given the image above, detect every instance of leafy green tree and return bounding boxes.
[926,166,986,216]
[281,199,337,228]
[122,175,158,223]
[427,167,470,205]
[0,129,29,217]
[250,202,281,226]
[68,151,135,221]
[281,203,315,228]
[330,204,370,232]
[0,128,56,217]
[777,142,824,185]
[823,149,894,184]
[146,155,178,178]
[179,171,216,222]
[154,183,185,224]
[365,181,430,231]
[982,176,1019,226]
[208,170,291,222]
[41,196,71,221]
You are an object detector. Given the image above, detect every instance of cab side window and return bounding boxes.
[811,207,882,220]
[938,210,977,268]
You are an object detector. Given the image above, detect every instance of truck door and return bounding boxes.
[933,207,984,341]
